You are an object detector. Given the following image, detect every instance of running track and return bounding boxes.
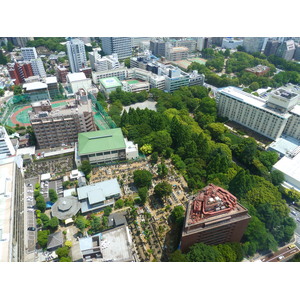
[10,99,74,126]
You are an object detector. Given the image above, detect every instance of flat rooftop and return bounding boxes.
[268,135,300,157]
[273,151,300,190]
[67,72,87,82]
[99,77,122,89]
[273,88,298,100]
[30,100,92,121]
[290,105,300,116]
[45,77,58,84]
[218,87,291,119]
[23,82,48,91]
[100,225,133,262]
[78,128,126,156]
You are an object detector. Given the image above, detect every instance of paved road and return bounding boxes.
[265,245,300,262]
[288,205,300,248]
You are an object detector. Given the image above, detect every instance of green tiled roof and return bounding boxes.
[78,128,126,156]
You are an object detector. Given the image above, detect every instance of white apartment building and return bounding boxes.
[216,87,291,140]
[66,38,87,73]
[0,127,16,158]
[89,50,121,72]
[30,58,46,78]
[283,106,300,140]
[21,47,38,61]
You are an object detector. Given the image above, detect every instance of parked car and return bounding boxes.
[28,227,36,231]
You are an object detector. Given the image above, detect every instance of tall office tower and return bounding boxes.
[264,39,280,56]
[150,38,168,57]
[203,37,213,49]
[101,37,132,59]
[66,38,87,73]
[0,126,16,157]
[276,40,296,61]
[30,58,46,78]
[211,37,224,47]
[196,37,205,51]
[21,47,38,61]
[293,44,300,61]
[243,37,265,53]
[131,37,151,48]
[180,184,251,253]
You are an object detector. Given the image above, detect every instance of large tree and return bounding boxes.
[133,170,153,189]
[37,230,50,249]
[79,160,92,177]
[154,181,172,200]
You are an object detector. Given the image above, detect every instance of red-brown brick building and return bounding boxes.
[8,62,34,85]
[180,184,251,253]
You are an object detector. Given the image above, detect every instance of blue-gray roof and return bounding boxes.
[77,178,121,213]
[77,178,121,202]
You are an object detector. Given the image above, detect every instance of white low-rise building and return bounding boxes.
[273,149,300,191]
[66,72,92,94]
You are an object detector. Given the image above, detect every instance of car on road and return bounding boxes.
[278,255,284,261]
[288,244,296,249]
[297,218,300,222]
[28,227,36,231]
[291,211,297,216]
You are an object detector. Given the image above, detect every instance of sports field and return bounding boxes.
[126,80,140,84]
[189,57,207,65]
[6,100,71,127]
[6,99,111,130]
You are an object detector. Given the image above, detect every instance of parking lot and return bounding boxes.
[24,177,38,254]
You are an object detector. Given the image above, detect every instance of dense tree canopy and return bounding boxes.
[133,170,153,189]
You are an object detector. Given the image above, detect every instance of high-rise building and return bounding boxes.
[66,38,87,73]
[8,37,33,48]
[101,37,132,59]
[30,58,46,78]
[221,38,244,49]
[89,50,120,72]
[30,95,97,149]
[150,38,168,57]
[264,39,280,56]
[180,184,251,252]
[211,37,224,47]
[276,40,296,61]
[243,37,265,53]
[294,44,300,61]
[21,47,38,61]
[196,37,205,51]
[7,62,34,85]
[0,126,16,157]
